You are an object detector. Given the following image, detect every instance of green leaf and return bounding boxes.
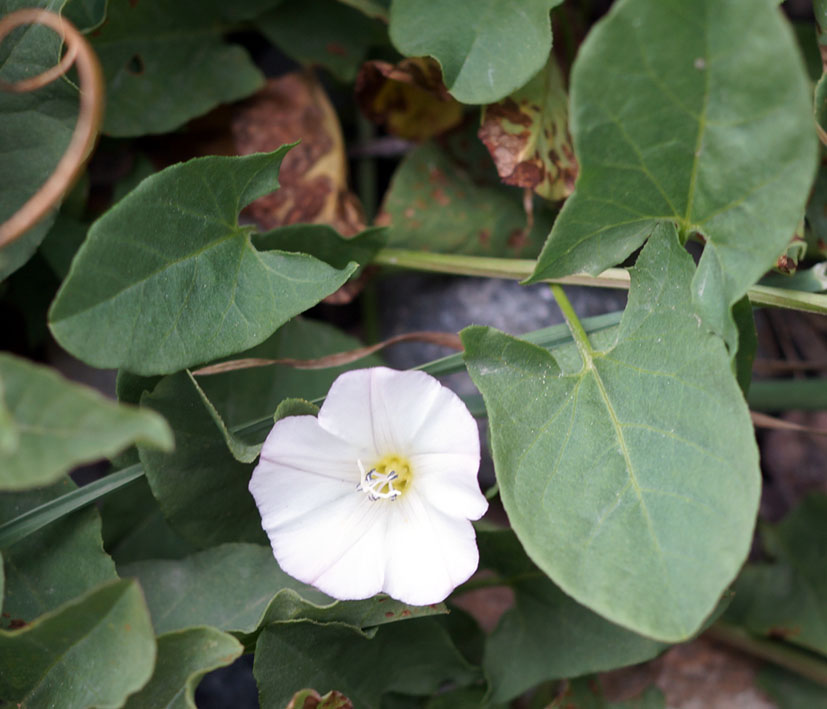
[49,149,357,376]
[139,372,265,548]
[463,225,760,641]
[123,627,242,709]
[119,543,446,641]
[91,0,264,136]
[0,578,155,707]
[273,398,320,423]
[381,140,553,257]
[528,0,817,346]
[389,0,562,105]
[0,353,172,491]
[725,494,827,656]
[478,530,665,702]
[757,665,827,708]
[256,224,388,271]
[257,0,387,82]
[0,478,117,626]
[100,474,195,566]
[197,317,382,432]
[253,619,479,708]
[0,378,18,456]
[0,0,81,280]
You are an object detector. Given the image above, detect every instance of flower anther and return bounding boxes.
[249,367,487,606]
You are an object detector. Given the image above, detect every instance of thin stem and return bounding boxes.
[0,464,143,549]
[706,622,827,687]
[372,249,827,316]
[550,284,593,364]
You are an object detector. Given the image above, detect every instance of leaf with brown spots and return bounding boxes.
[356,57,464,141]
[232,73,365,236]
[378,137,555,257]
[479,55,577,202]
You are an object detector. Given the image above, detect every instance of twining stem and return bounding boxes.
[0,9,104,247]
[372,249,827,315]
[549,284,594,364]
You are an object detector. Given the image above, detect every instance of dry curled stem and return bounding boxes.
[191,331,463,376]
[0,9,104,248]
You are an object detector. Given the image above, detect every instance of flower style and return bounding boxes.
[248,366,488,606]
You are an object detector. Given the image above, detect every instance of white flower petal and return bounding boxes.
[407,388,480,458]
[317,367,450,455]
[268,492,388,600]
[410,452,488,521]
[382,489,480,606]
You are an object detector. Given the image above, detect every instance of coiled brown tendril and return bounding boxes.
[0,9,104,248]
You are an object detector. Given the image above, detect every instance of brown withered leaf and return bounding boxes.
[355,57,464,141]
[232,73,365,236]
[286,688,353,709]
[478,55,577,201]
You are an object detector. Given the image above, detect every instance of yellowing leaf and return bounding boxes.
[356,57,464,141]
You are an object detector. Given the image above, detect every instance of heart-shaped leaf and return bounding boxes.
[464,225,760,641]
[49,148,356,376]
[528,0,817,346]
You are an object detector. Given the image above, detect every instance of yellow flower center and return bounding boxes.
[357,454,413,501]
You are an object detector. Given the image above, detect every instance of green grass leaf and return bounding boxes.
[0,354,172,491]
[464,225,760,641]
[529,0,817,346]
[49,149,357,376]
[389,0,562,105]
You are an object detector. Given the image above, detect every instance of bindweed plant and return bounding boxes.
[1,0,827,706]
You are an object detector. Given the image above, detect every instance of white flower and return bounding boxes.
[248,366,487,606]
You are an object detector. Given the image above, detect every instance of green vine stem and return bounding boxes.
[372,249,827,315]
[706,622,827,687]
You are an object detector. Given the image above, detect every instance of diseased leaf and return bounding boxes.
[464,225,760,641]
[257,0,386,83]
[356,58,464,141]
[119,543,445,642]
[0,479,117,628]
[0,579,155,707]
[479,55,577,201]
[529,0,817,347]
[725,494,827,656]
[0,353,172,491]
[91,0,265,136]
[478,530,665,702]
[389,0,563,105]
[253,620,478,709]
[379,140,553,257]
[123,627,242,709]
[287,688,354,709]
[233,75,366,237]
[49,148,356,376]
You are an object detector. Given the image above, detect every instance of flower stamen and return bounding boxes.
[357,456,411,501]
